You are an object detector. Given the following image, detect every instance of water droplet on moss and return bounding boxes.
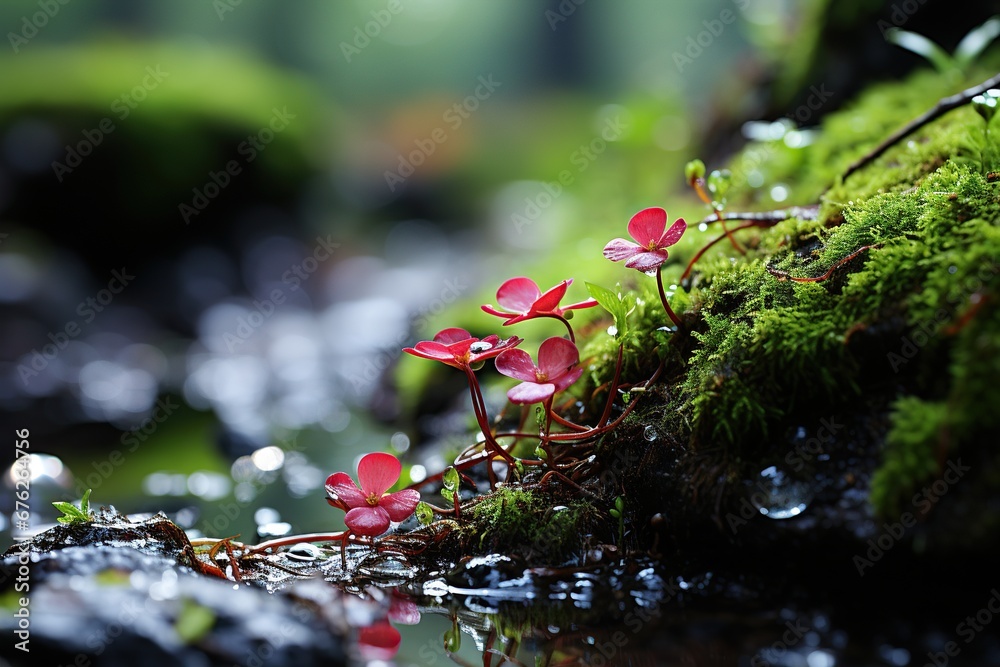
[643,426,658,441]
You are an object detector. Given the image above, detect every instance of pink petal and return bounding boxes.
[531,280,570,314]
[627,207,667,245]
[357,452,401,497]
[551,366,584,393]
[481,304,516,320]
[507,381,556,405]
[537,337,579,379]
[562,298,599,312]
[325,472,368,509]
[603,238,641,262]
[657,217,687,248]
[380,488,421,522]
[495,349,539,382]
[389,598,421,625]
[359,623,401,660]
[345,505,391,536]
[434,328,472,344]
[408,341,453,362]
[496,277,541,312]
[624,251,668,272]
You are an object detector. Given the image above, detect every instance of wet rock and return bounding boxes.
[0,511,346,667]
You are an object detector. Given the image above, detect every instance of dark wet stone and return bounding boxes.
[0,511,346,667]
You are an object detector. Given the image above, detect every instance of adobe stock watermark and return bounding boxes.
[51,65,170,182]
[750,616,812,667]
[7,0,71,54]
[349,276,469,394]
[340,0,404,62]
[877,0,930,37]
[924,588,1000,667]
[222,235,339,351]
[545,0,586,31]
[69,396,180,498]
[511,115,627,234]
[887,258,999,372]
[853,458,970,576]
[179,107,296,224]
[384,75,501,192]
[673,0,750,72]
[213,0,243,21]
[16,267,135,384]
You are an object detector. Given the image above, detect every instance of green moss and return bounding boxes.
[870,397,948,516]
[583,65,1000,519]
[466,486,593,563]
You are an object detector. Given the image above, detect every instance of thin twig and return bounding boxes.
[841,71,1000,182]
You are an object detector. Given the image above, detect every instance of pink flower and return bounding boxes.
[358,622,401,660]
[481,277,598,325]
[495,337,583,404]
[389,592,420,625]
[325,453,420,536]
[402,327,521,371]
[603,207,687,272]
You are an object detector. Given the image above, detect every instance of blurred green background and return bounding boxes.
[0,0,994,609]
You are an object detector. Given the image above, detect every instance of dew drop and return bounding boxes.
[470,341,493,353]
[751,465,812,519]
[643,426,658,441]
[285,543,323,561]
[607,325,618,336]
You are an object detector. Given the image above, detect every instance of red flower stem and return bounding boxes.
[681,220,764,282]
[693,178,743,254]
[548,411,591,432]
[544,314,576,342]
[463,366,517,468]
[597,343,625,428]
[655,267,684,330]
[248,530,356,555]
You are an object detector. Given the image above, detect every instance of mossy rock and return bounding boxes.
[439,64,1000,568]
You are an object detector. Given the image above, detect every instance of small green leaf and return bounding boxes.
[954,16,1000,67]
[684,158,706,183]
[415,501,434,526]
[885,28,954,73]
[609,509,621,519]
[175,598,216,644]
[534,405,546,430]
[441,487,455,502]
[442,466,459,491]
[52,489,93,525]
[444,626,461,652]
[586,282,632,340]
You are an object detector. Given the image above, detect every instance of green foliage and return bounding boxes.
[53,489,93,525]
[415,502,434,526]
[586,282,636,342]
[441,466,460,503]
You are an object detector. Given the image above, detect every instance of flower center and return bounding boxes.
[535,371,548,382]
[646,240,660,251]
[365,493,380,506]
